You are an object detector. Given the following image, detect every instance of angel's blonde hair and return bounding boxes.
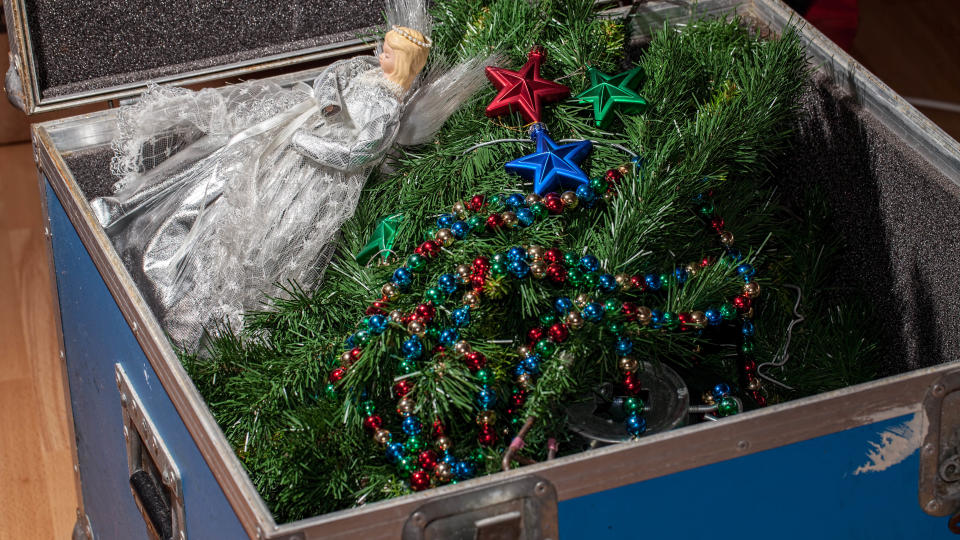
[384,27,429,92]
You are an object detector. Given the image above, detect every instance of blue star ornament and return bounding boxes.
[505,133,592,196]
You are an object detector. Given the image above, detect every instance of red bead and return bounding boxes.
[393,379,413,397]
[543,192,564,214]
[472,257,490,274]
[363,415,383,431]
[548,323,569,343]
[431,345,447,355]
[605,169,623,183]
[543,248,563,264]
[486,213,504,230]
[329,367,346,383]
[623,372,642,396]
[432,420,446,438]
[349,348,363,363]
[464,351,487,372]
[468,195,486,213]
[545,263,567,285]
[700,257,712,267]
[470,275,486,291]
[710,217,725,231]
[365,303,386,316]
[678,312,691,325]
[743,359,757,373]
[477,424,498,447]
[410,469,431,491]
[415,303,436,323]
[418,449,438,470]
[753,392,767,407]
[630,275,645,290]
[401,313,414,325]
[621,302,637,321]
[732,295,751,312]
[509,392,526,408]
[527,327,546,345]
[418,240,441,258]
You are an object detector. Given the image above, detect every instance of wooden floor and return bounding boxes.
[0,1,958,538]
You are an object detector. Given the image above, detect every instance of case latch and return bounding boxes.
[919,370,960,528]
[402,475,558,540]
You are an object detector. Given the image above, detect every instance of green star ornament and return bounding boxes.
[575,66,648,128]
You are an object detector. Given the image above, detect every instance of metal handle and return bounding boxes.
[130,470,174,540]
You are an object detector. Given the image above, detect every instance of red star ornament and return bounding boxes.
[485,46,571,124]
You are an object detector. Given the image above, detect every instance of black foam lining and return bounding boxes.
[63,74,960,375]
[23,0,382,99]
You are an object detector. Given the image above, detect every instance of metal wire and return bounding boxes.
[757,284,805,390]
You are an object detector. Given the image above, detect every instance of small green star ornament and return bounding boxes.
[575,66,648,127]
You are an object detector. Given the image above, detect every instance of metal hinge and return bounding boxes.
[403,475,558,540]
[919,370,960,530]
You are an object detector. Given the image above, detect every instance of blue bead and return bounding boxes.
[582,302,604,322]
[599,273,617,292]
[393,267,413,288]
[625,414,647,435]
[438,274,459,294]
[650,309,663,327]
[516,208,535,226]
[736,263,755,278]
[402,416,422,435]
[477,386,497,409]
[437,213,456,228]
[742,319,755,337]
[451,221,470,239]
[508,260,530,278]
[644,274,661,290]
[512,363,527,377]
[523,354,541,375]
[345,334,356,349]
[674,267,687,284]
[616,338,633,355]
[555,297,573,313]
[507,246,528,262]
[576,184,594,201]
[368,315,388,334]
[726,248,742,262]
[579,254,600,272]
[439,328,460,346]
[385,442,404,463]
[712,383,731,399]
[506,194,526,209]
[454,460,476,480]
[705,308,722,325]
[442,452,456,465]
[402,336,423,359]
[451,306,471,328]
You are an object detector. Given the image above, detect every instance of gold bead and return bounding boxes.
[602,191,615,203]
[574,293,592,308]
[619,356,639,373]
[381,282,399,300]
[748,378,762,391]
[565,311,584,330]
[456,264,472,283]
[689,311,706,327]
[373,429,391,445]
[502,211,519,228]
[615,273,630,289]
[389,310,404,323]
[407,320,425,336]
[454,340,472,355]
[685,263,698,277]
[463,291,480,308]
[436,228,455,246]
[744,282,760,298]
[525,193,542,206]
[476,410,497,425]
[396,398,415,416]
[433,461,453,482]
[452,201,467,218]
[719,230,735,246]
[527,245,545,261]
[561,191,579,209]
[702,392,715,405]
[435,436,452,451]
[340,351,353,365]
[617,164,630,176]
[517,345,531,357]
[517,372,533,388]
[636,306,652,325]
[529,260,546,279]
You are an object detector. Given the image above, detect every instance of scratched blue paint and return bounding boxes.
[46,179,248,539]
[559,413,951,539]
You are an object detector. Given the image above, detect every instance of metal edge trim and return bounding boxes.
[33,156,87,528]
[5,0,38,113]
[31,125,279,539]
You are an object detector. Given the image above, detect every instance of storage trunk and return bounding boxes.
[10,0,960,538]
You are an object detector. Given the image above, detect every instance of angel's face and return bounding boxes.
[379,42,396,76]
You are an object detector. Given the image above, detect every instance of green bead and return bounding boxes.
[604,298,620,312]
[361,316,371,329]
[530,202,548,219]
[425,227,439,241]
[740,341,755,354]
[536,339,557,357]
[564,252,579,267]
[426,326,440,339]
[540,313,558,325]
[356,330,372,345]
[407,254,427,272]
[361,400,376,416]
[425,287,446,303]
[470,447,487,463]
[476,369,493,384]
[490,262,508,277]
[467,215,483,229]
[405,435,426,453]
[584,271,599,288]
[324,383,337,399]
[492,253,508,264]
[662,311,678,328]
[659,274,670,288]
[489,194,503,208]
[720,303,736,320]
[398,455,417,473]
[606,320,624,334]
[698,201,715,215]
[567,268,584,286]
[589,177,606,192]
[717,396,740,417]
[623,397,644,414]
[399,359,417,374]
